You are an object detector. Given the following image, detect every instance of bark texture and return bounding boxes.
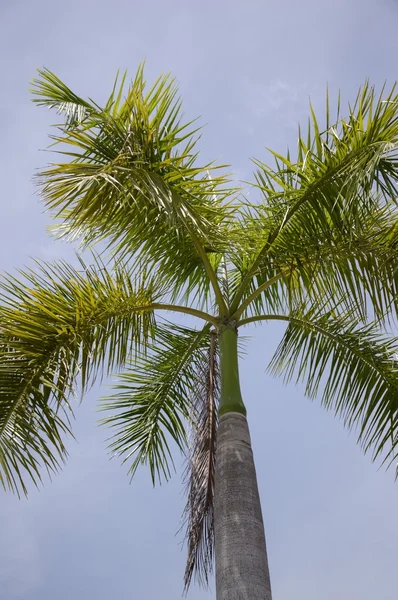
[214,412,272,600]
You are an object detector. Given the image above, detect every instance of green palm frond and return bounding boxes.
[267,306,398,468]
[0,340,72,497]
[100,323,213,484]
[231,83,398,319]
[31,68,99,125]
[0,257,157,494]
[233,204,398,323]
[183,330,219,591]
[32,65,239,310]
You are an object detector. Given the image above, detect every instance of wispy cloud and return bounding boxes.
[236,77,323,141]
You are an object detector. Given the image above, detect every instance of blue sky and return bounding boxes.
[1,0,398,598]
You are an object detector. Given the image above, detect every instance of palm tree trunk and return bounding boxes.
[215,326,272,600]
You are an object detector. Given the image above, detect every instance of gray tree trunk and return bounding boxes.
[214,412,272,600]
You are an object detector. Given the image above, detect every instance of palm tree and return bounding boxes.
[1,67,398,600]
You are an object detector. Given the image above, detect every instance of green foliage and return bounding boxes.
[268,305,398,466]
[0,258,156,494]
[100,323,212,484]
[32,65,238,307]
[2,67,398,588]
[230,83,398,321]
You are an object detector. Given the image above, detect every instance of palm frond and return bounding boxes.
[99,323,212,484]
[0,340,72,496]
[183,330,219,591]
[32,66,239,308]
[0,257,157,495]
[233,201,398,323]
[231,83,398,318]
[268,306,398,468]
[31,68,98,125]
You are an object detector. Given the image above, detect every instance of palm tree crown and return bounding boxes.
[1,66,398,590]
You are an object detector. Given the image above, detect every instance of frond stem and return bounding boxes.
[190,234,228,316]
[150,303,218,325]
[238,314,288,327]
[231,273,284,320]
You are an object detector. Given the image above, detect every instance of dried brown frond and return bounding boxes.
[182,330,219,592]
